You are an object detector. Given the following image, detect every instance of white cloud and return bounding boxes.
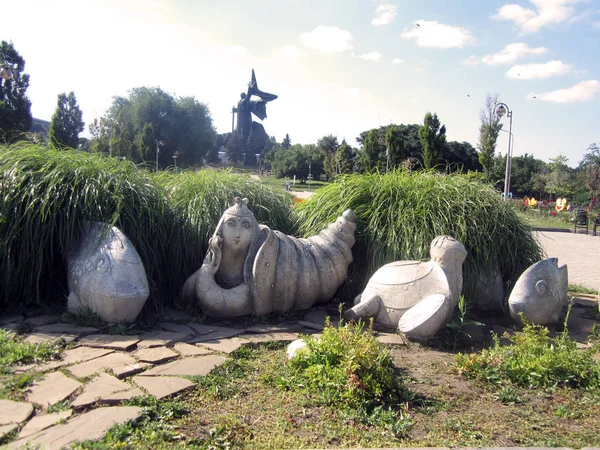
[392,57,404,65]
[401,21,472,48]
[355,52,382,61]
[372,4,397,26]
[273,45,306,64]
[461,55,480,67]
[299,26,353,53]
[494,0,584,33]
[507,60,572,79]
[344,88,361,97]
[482,42,547,65]
[527,80,600,102]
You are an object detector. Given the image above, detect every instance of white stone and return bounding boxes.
[286,339,309,359]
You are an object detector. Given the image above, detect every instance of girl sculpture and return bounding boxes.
[183,197,356,316]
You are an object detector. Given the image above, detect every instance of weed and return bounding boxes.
[456,321,600,392]
[492,386,523,404]
[0,329,63,374]
[47,399,72,413]
[446,296,484,350]
[0,371,43,400]
[60,308,106,329]
[568,284,599,295]
[107,322,138,336]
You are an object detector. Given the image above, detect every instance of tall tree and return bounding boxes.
[363,129,382,172]
[335,139,354,175]
[385,125,407,169]
[418,112,446,169]
[0,41,32,143]
[477,92,503,180]
[48,91,84,148]
[225,130,244,164]
[282,133,291,150]
[318,135,339,180]
[545,155,572,200]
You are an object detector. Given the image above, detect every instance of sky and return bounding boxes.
[3,0,600,167]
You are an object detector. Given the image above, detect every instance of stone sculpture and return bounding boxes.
[343,236,467,341]
[508,257,568,326]
[183,198,356,317]
[67,222,149,323]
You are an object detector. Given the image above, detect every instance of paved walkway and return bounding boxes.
[535,230,600,290]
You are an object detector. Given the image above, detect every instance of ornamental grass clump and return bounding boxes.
[279,319,409,413]
[0,143,174,310]
[456,322,600,392]
[293,169,544,302]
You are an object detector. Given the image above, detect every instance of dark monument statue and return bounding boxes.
[232,70,277,151]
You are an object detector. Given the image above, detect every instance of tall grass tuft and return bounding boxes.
[0,143,295,312]
[0,142,175,310]
[293,169,544,303]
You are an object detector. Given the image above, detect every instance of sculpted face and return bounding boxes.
[221,214,253,254]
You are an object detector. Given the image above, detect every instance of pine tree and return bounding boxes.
[49,91,84,149]
[418,112,446,169]
[282,133,291,150]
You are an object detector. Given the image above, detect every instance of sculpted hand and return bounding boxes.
[205,235,222,270]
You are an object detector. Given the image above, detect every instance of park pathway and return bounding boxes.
[535,230,599,291]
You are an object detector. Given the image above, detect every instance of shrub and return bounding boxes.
[293,169,544,302]
[278,319,409,411]
[456,322,600,392]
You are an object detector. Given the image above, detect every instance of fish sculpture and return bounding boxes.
[344,236,467,341]
[182,197,356,316]
[67,222,150,323]
[508,258,568,326]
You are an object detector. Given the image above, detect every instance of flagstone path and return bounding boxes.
[0,307,404,449]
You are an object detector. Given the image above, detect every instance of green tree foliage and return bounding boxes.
[442,141,481,173]
[357,124,422,162]
[270,144,324,181]
[225,130,244,164]
[96,87,216,168]
[578,143,600,200]
[545,155,573,200]
[136,122,156,162]
[509,154,547,197]
[477,92,503,180]
[385,125,407,169]
[282,133,291,150]
[335,139,354,175]
[362,129,382,172]
[0,41,32,143]
[418,112,446,169]
[48,91,84,149]
[318,135,339,180]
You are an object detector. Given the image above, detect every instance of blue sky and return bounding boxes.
[4,0,599,166]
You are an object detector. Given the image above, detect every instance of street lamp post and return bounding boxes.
[378,137,390,173]
[495,102,514,201]
[156,139,165,172]
[172,151,179,172]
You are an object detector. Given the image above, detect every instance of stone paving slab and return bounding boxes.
[132,375,194,399]
[78,334,140,351]
[71,373,131,408]
[18,410,73,439]
[100,387,145,403]
[186,325,246,343]
[0,423,18,441]
[173,342,212,356]
[7,406,143,450]
[35,323,99,336]
[112,362,152,379]
[297,320,324,331]
[134,347,179,364]
[160,322,195,334]
[0,399,33,424]
[241,332,300,343]
[39,346,115,372]
[0,314,24,325]
[137,331,191,349]
[196,337,250,354]
[23,332,79,345]
[68,352,137,378]
[376,333,405,345]
[303,309,339,327]
[26,372,82,409]
[141,355,226,377]
[244,323,306,333]
[23,314,60,326]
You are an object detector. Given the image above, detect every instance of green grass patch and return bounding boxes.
[455,321,600,392]
[0,329,63,374]
[293,170,543,302]
[515,207,573,229]
[569,284,599,295]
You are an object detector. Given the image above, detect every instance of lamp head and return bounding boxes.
[496,105,507,118]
